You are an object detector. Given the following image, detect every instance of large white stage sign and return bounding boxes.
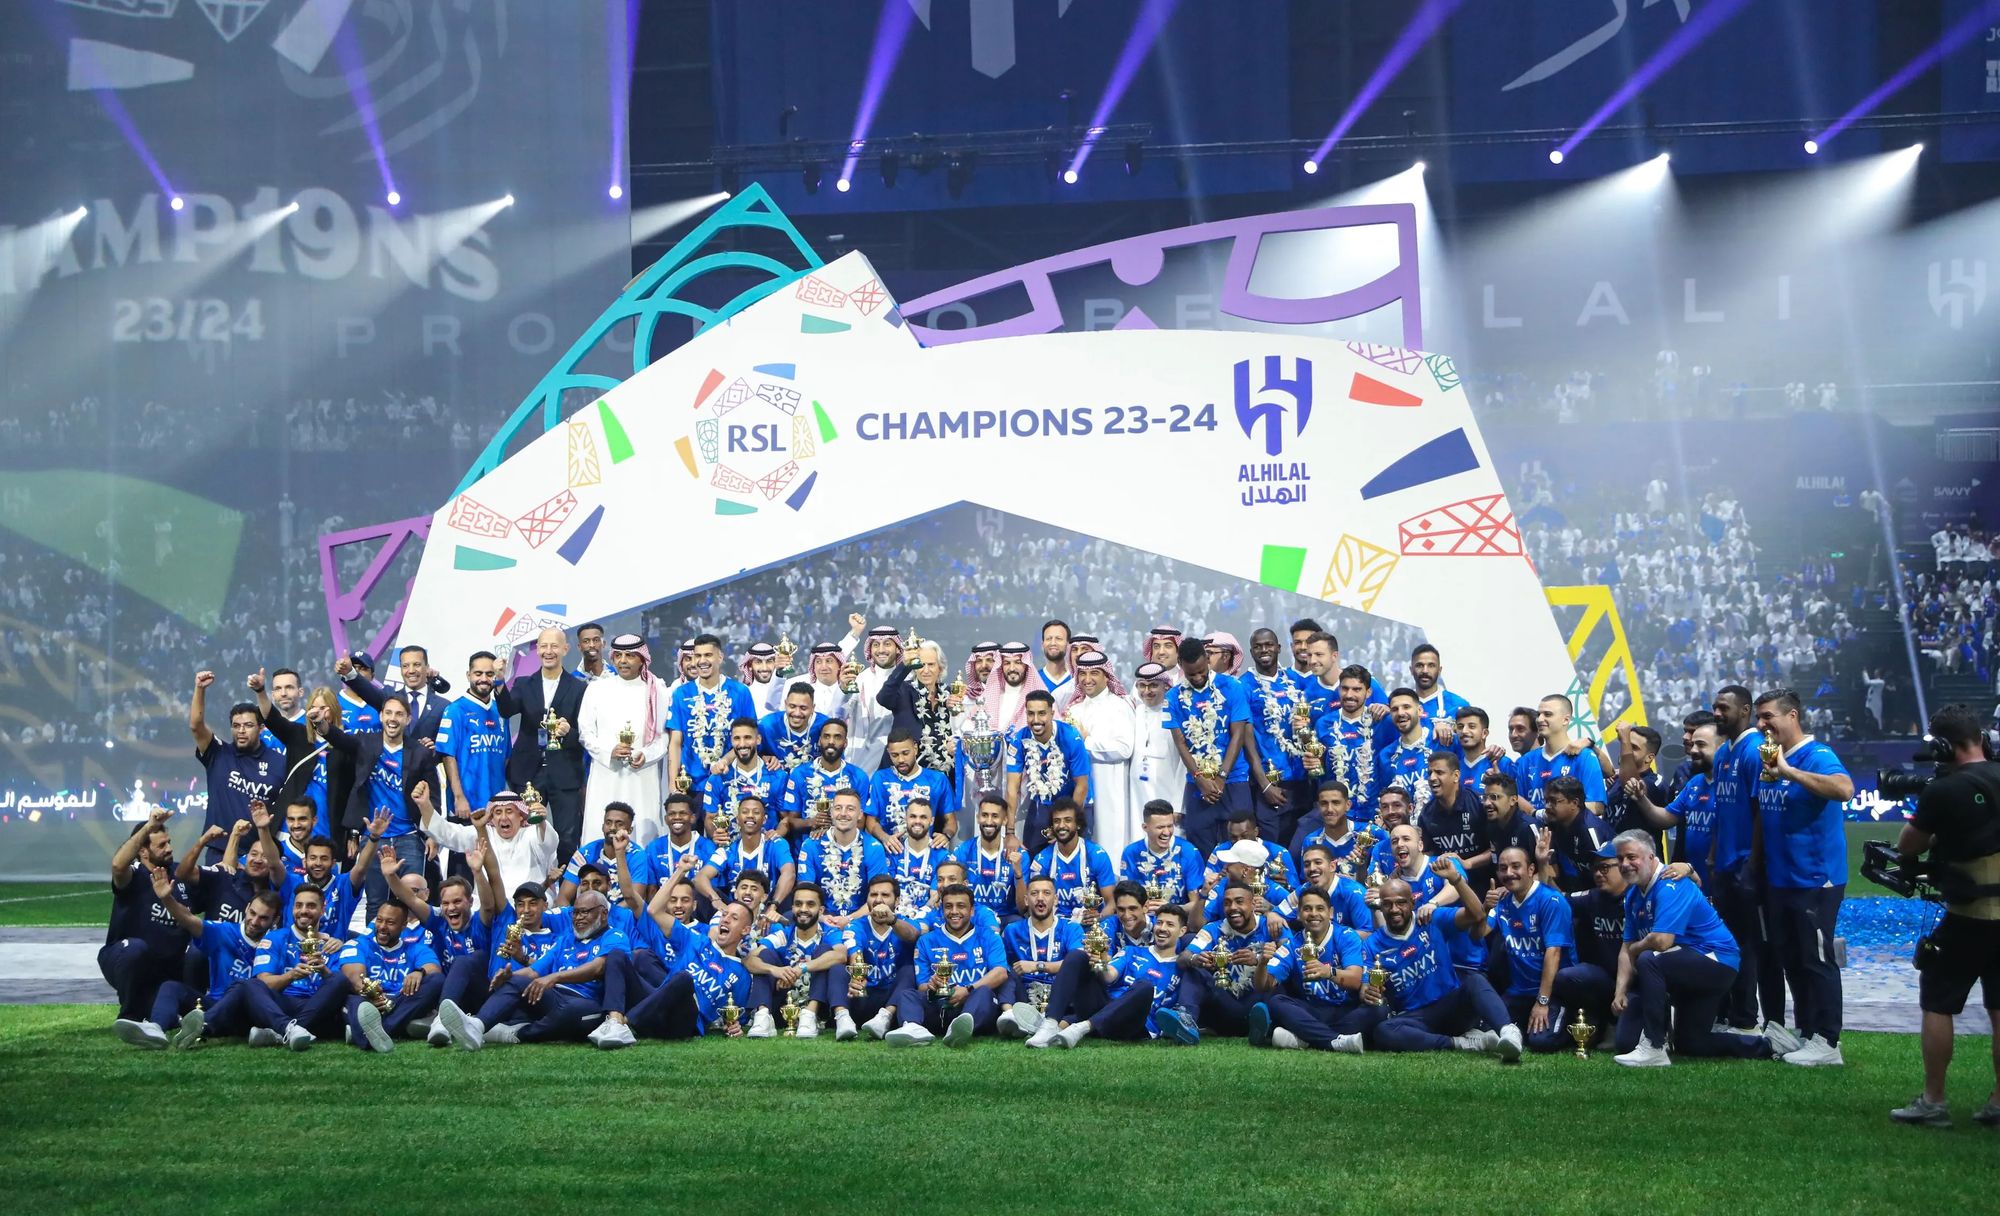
[398,252,1573,709]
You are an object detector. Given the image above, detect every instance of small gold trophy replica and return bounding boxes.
[619,722,636,768]
[782,979,806,1037]
[1759,737,1782,773]
[299,927,324,973]
[930,949,954,1001]
[721,989,742,1032]
[361,974,394,1013]
[904,625,922,652]
[839,660,862,694]
[501,919,525,962]
[1210,935,1233,992]
[1365,955,1390,999]
[1300,932,1320,971]
[948,675,968,700]
[775,634,797,673]
[848,951,868,999]
[1084,915,1110,965]
[1568,1008,1595,1059]
[541,706,561,753]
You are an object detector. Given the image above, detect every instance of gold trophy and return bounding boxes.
[522,781,541,807]
[847,951,868,999]
[619,721,637,768]
[721,989,742,1032]
[774,633,797,674]
[812,795,833,834]
[1300,931,1321,972]
[298,927,324,974]
[1084,915,1110,965]
[781,949,809,1036]
[673,768,693,794]
[1568,1008,1595,1059]
[1266,853,1291,892]
[1209,935,1234,993]
[1142,860,1167,905]
[1302,734,1325,779]
[903,625,922,653]
[541,705,562,753]
[929,949,955,1005]
[838,660,861,694]
[360,974,394,1013]
[1759,737,1782,774]
[1365,956,1389,1002]
[947,674,968,703]
[501,919,525,963]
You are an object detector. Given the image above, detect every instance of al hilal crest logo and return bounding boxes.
[674,366,837,515]
[1234,355,1314,507]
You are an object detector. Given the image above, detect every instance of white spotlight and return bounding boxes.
[281,201,301,215]
[1302,159,1319,175]
[1412,160,1426,172]
[501,193,516,207]
[1548,149,1565,165]
[1803,139,1820,155]
[608,184,624,200]
[1911,142,1924,154]
[1061,168,1079,185]
[169,195,185,211]
[69,205,88,220]
[835,177,851,193]
[386,190,401,206]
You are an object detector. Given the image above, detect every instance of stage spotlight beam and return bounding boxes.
[1813,2,2000,150]
[840,0,919,186]
[630,191,732,244]
[1556,0,1753,162]
[1067,0,1179,179]
[1307,0,1461,168]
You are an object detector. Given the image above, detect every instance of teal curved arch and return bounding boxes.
[453,185,823,497]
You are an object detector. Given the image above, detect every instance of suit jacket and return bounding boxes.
[496,670,589,792]
[321,720,444,834]
[342,673,450,744]
[260,706,325,813]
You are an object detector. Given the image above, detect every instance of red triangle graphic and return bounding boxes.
[1349,371,1424,407]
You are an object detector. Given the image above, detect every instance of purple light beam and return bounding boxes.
[838,0,919,188]
[609,0,637,198]
[1557,0,1754,160]
[29,2,175,199]
[1066,0,1181,179]
[1816,0,2000,147]
[1306,0,1462,169]
[331,25,397,204]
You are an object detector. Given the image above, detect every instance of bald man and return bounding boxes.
[494,628,592,862]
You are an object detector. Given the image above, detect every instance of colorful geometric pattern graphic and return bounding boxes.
[1545,584,1650,737]
[1319,533,1399,612]
[1359,429,1479,500]
[677,362,836,514]
[513,489,579,549]
[446,496,512,539]
[565,420,602,488]
[1345,342,1424,375]
[1398,494,1523,557]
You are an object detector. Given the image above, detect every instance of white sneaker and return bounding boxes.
[247,1026,282,1049]
[113,1018,166,1050]
[796,1009,820,1039]
[1330,1033,1365,1055]
[747,1008,777,1039]
[356,1002,394,1053]
[1452,1029,1497,1054]
[1762,1021,1803,1056]
[1784,1034,1844,1068]
[944,1012,974,1047]
[1011,1003,1044,1038]
[170,1008,205,1051]
[484,1022,522,1046]
[1025,1022,1061,1049]
[1616,1037,1672,1068]
[862,1009,893,1041]
[427,1019,452,1048]
[585,1019,613,1045]
[438,999,484,1051]
[995,1006,1020,1039]
[834,1009,857,1042]
[593,1021,636,1050]
[1054,1021,1089,1049]
[885,1023,933,1048]
[1496,1024,1524,1063]
[283,1023,315,1052]
[1270,1027,1302,1050]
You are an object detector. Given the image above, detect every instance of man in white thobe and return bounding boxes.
[1066,651,1136,856]
[1126,661,1187,830]
[578,634,673,845]
[847,624,903,773]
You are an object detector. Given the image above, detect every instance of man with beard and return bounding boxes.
[1287,619,1324,683]
[740,641,788,716]
[1625,721,1721,882]
[320,666,439,917]
[848,624,906,773]
[697,796,796,910]
[1299,633,1390,727]
[571,622,611,683]
[786,719,870,840]
[1708,684,1771,1032]
[1065,653,1136,856]
[1487,845,1579,1053]
[1295,844,1375,933]
[138,869,280,1050]
[1121,800,1206,925]
[743,882,854,1040]
[1421,752,1493,894]
[961,640,1043,739]
[638,794,716,909]
[1242,627,1311,848]
[1363,867,1522,1059]
[579,635,675,845]
[1169,880,1285,1043]
[887,885,1009,1047]
[796,791,888,928]
[885,800,952,921]
[101,811,194,1045]
[1039,620,1074,705]
[335,899,443,1052]
[231,882,347,1050]
[1375,689,1441,823]
[877,641,959,803]
[665,634,759,805]
[700,718,789,838]
[1481,771,1539,870]
[492,628,589,864]
[1028,799,1118,922]
[382,838,503,1046]
[190,671,280,858]
[868,731,954,851]
[1313,665,1386,824]
[588,900,752,1047]
[436,651,509,835]
[1001,875,1077,1038]
[760,683,830,773]
[1248,884,1375,1053]
[1603,725,1670,847]
[955,795,1026,923]
[1127,662,1187,817]
[449,888,627,1047]
[1455,708,1504,793]
[1409,644,1469,740]
[559,803,650,908]
[1167,638,1254,855]
[1146,626,1184,675]
[1009,691,1092,846]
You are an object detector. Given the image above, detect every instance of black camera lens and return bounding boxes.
[1877,769,1932,800]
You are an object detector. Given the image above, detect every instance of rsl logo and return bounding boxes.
[1233,355,1314,507]
[674,365,838,515]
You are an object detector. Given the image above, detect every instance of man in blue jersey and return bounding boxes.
[1171,879,1285,1043]
[1313,666,1386,824]
[665,633,760,798]
[1007,690,1091,846]
[320,674,440,918]
[436,651,509,823]
[742,882,854,1040]
[1753,688,1855,1067]
[335,899,442,1052]
[446,889,625,1047]
[1296,845,1374,933]
[760,683,829,772]
[238,884,349,1050]
[277,823,378,942]
[850,875,921,1040]
[1041,904,1191,1048]
[1709,684,1771,1031]
[1487,845,1579,1052]
[592,900,753,1046]
[1542,777,1614,893]
[1409,644,1470,739]
[1028,799,1117,922]
[702,718,790,838]
[1003,875,1076,1039]
[1248,884,1377,1052]
[956,796,1026,924]
[1609,830,1787,1067]
[190,671,281,856]
[887,885,1009,1047]
[1374,689,1442,823]
[798,790,889,928]
[1242,627,1310,845]
[1515,694,1608,815]
[1455,707,1502,794]
[1625,721,1720,882]
[639,794,714,907]
[559,803,649,908]
[134,869,280,1049]
[1362,864,1521,1059]
[381,840,500,1046]
[695,800,795,910]
[784,719,869,840]
[869,730,954,851]
[1121,800,1206,925]
[1167,637,1254,855]
[884,798,952,921]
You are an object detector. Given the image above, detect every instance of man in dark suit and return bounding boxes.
[337,645,451,755]
[496,626,591,865]
[320,685,444,918]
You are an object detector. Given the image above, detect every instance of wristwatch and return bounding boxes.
[1536,994,1550,1006]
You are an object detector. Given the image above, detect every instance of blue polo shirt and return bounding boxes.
[1103,945,1186,1036]
[1120,838,1207,904]
[436,695,509,813]
[797,835,890,917]
[701,764,789,834]
[1028,841,1117,919]
[759,711,829,770]
[1166,673,1253,785]
[336,932,440,992]
[1756,738,1849,889]
[1624,871,1738,968]
[191,919,264,1003]
[1489,881,1576,997]
[1006,723,1092,806]
[1710,730,1764,875]
[1667,772,1717,878]
[1363,921,1459,1012]
[786,759,871,816]
[955,840,1024,917]
[528,927,629,1001]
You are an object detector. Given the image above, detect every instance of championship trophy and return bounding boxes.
[1365,955,1389,1002]
[500,919,525,963]
[1299,932,1320,972]
[1759,737,1782,774]
[540,705,562,753]
[781,947,809,1036]
[947,675,967,702]
[619,721,637,769]
[1209,935,1234,993]
[673,767,693,794]
[1084,915,1111,965]
[360,974,394,1013]
[1266,853,1291,891]
[812,795,833,834]
[962,705,1005,796]
[903,625,922,653]
[1568,1008,1595,1059]
[298,927,324,974]
[1141,859,1167,905]
[1292,700,1325,778]
[839,660,861,694]
[721,989,742,1032]
[775,633,797,674]
[847,951,868,999]
[929,949,954,1005]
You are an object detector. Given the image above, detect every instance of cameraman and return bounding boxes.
[1889,706,2000,1128]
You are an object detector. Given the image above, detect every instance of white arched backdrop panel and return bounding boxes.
[398,252,1573,708]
